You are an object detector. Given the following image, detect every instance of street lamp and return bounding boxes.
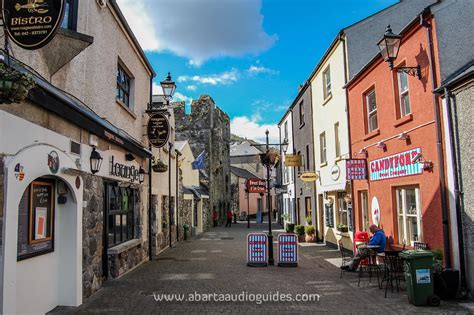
[160,72,177,101]
[377,25,421,80]
[90,147,103,174]
[138,167,146,184]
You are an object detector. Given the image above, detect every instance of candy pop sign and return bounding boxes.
[369,148,422,181]
[247,233,268,267]
[278,234,298,267]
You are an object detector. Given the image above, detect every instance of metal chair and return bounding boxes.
[381,251,405,297]
[357,248,382,287]
[339,240,352,278]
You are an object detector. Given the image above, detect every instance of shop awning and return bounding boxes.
[319,181,348,193]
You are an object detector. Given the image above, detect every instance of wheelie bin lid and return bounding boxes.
[399,249,433,259]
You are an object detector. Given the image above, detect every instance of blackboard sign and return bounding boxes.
[17,180,55,260]
[2,0,65,50]
[147,113,170,148]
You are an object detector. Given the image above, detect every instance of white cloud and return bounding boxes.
[117,0,277,65]
[247,65,279,76]
[178,69,239,86]
[231,116,279,144]
[174,92,193,104]
[186,85,197,91]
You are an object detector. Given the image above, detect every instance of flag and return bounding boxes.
[192,151,206,170]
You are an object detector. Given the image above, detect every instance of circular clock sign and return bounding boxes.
[371,196,380,226]
[2,0,66,50]
[147,113,170,148]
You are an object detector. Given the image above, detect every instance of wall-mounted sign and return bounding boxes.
[109,156,140,183]
[47,150,59,174]
[277,233,298,267]
[371,196,380,226]
[14,163,25,182]
[18,180,55,260]
[284,154,302,167]
[247,233,268,267]
[330,164,341,181]
[2,0,66,50]
[369,148,422,181]
[147,113,170,148]
[299,172,318,182]
[246,178,266,194]
[346,159,367,180]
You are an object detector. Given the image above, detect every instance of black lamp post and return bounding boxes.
[377,25,421,80]
[244,187,250,228]
[90,147,103,174]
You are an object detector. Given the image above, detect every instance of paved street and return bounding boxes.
[54,223,469,314]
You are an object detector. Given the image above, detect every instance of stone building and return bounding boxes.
[175,95,231,227]
[0,1,154,313]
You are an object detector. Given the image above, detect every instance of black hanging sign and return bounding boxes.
[2,0,66,50]
[147,113,170,148]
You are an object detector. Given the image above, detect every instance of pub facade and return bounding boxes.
[0,0,155,313]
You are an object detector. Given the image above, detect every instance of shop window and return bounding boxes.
[106,184,135,246]
[360,191,369,232]
[299,100,305,126]
[61,0,78,31]
[396,186,422,246]
[397,70,411,116]
[117,63,133,109]
[337,192,348,226]
[365,89,378,133]
[323,66,332,99]
[17,179,55,260]
[325,201,334,228]
[334,122,341,158]
[319,132,327,164]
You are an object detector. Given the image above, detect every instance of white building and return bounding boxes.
[278,111,296,224]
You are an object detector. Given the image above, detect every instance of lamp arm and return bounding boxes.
[393,65,421,80]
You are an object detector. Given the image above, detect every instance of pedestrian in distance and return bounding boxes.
[225,210,233,227]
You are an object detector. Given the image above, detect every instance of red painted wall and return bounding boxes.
[347,18,446,250]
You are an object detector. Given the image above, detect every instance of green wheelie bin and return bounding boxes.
[400,250,440,306]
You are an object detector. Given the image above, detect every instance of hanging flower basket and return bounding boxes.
[152,159,168,173]
[0,63,36,104]
[259,148,281,168]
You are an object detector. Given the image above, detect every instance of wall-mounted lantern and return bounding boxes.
[90,147,103,174]
[139,167,146,184]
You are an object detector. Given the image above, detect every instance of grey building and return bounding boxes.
[175,95,231,226]
[289,83,318,230]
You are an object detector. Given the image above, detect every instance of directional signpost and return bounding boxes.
[247,233,268,267]
[277,233,298,267]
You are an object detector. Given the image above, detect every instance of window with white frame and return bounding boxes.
[365,89,378,132]
[396,186,422,246]
[360,191,369,232]
[334,122,341,158]
[398,70,411,116]
[323,66,331,99]
[337,192,348,226]
[320,132,327,164]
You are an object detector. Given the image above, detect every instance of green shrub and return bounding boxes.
[295,224,305,236]
[305,216,312,225]
[285,223,295,233]
[305,225,315,235]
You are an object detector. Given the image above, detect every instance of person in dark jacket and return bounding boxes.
[341,225,386,271]
[225,210,233,227]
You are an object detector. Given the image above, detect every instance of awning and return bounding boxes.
[319,181,348,193]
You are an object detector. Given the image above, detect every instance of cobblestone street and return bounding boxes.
[53,222,470,314]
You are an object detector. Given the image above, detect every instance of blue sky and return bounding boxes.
[118,0,397,143]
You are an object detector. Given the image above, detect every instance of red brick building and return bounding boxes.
[346,15,450,253]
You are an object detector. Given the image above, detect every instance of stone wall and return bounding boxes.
[82,173,104,298]
[108,242,146,279]
[175,95,231,228]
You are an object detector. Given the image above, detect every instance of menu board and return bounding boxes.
[17,180,55,261]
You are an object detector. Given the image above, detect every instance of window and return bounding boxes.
[297,151,301,173]
[398,70,411,116]
[117,63,132,108]
[365,89,378,132]
[299,100,305,125]
[323,66,332,99]
[396,187,422,246]
[334,122,341,158]
[320,132,327,164]
[284,121,288,140]
[325,202,334,228]
[306,144,310,171]
[337,192,348,226]
[360,191,369,232]
[106,183,135,246]
[305,197,312,220]
[61,0,78,31]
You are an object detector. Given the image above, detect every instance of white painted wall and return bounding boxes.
[279,111,296,223]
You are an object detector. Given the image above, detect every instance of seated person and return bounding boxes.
[341,224,386,271]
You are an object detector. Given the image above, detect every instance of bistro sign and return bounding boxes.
[369,148,422,181]
[147,113,170,148]
[109,156,140,183]
[2,0,66,50]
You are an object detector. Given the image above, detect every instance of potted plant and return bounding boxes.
[0,62,36,104]
[432,249,460,300]
[152,159,168,172]
[295,224,305,242]
[285,222,295,233]
[337,224,348,233]
[305,225,316,242]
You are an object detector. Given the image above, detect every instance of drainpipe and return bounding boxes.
[148,77,153,261]
[444,88,468,294]
[176,149,181,241]
[421,13,451,267]
[289,110,298,225]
